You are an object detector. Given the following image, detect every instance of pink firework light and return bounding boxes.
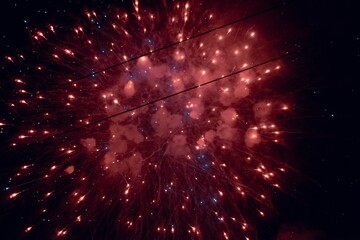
[2,1,294,239]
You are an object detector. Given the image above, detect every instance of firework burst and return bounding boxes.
[1,1,293,239]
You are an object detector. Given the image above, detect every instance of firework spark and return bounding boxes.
[1,1,293,239]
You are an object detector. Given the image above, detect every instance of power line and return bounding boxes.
[7,1,302,150]
[40,2,288,93]
[54,48,303,138]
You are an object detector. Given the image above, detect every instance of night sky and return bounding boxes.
[1,0,359,239]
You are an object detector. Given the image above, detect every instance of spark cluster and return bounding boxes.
[1,1,292,239]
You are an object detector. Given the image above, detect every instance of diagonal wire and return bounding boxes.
[4,0,302,151]
[39,2,288,93]
[53,47,305,138]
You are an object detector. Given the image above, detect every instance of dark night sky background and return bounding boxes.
[0,0,359,239]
